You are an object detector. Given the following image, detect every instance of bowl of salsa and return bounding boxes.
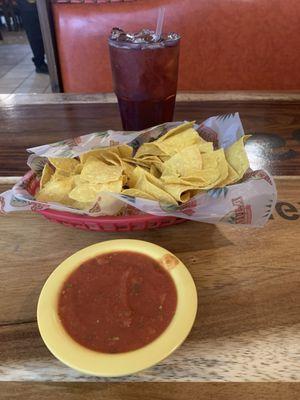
[37,239,197,376]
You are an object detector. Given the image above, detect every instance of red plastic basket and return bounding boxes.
[37,209,185,232]
[26,171,185,232]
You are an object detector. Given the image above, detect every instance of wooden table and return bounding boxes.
[1,93,300,398]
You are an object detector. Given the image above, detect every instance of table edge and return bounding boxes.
[1,91,300,106]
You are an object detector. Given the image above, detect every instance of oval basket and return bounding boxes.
[37,209,185,232]
[24,170,185,232]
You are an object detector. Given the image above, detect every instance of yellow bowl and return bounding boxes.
[37,239,197,377]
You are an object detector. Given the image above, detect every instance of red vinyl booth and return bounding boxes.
[51,0,300,93]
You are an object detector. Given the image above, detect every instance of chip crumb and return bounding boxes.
[109,336,120,341]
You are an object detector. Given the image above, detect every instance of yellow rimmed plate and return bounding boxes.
[37,239,197,377]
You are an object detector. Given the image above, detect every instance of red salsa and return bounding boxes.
[58,251,177,353]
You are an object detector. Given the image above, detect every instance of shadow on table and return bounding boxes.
[121,221,234,254]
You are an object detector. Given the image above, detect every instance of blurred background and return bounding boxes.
[0,0,51,94]
[1,0,300,95]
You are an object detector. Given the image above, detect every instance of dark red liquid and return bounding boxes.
[117,95,176,131]
[109,41,180,131]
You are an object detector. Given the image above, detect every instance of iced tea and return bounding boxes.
[109,28,180,131]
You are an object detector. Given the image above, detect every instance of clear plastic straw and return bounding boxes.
[155,7,165,41]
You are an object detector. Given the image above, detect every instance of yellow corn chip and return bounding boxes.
[121,188,156,200]
[52,169,74,179]
[101,152,122,166]
[202,149,228,187]
[156,128,203,156]
[69,179,122,203]
[68,183,100,203]
[217,163,240,187]
[135,142,167,158]
[40,163,54,189]
[121,161,136,186]
[164,184,199,203]
[79,145,133,164]
[162,144,203,177]
[48,157,79,173]
[150,164,161,178]
[156,121,195,142]
[36,176,75,206]
[79,148,109,164]
[122,157,149,168]
[224,136,250,179]
[161,169,220,186]
[80,156,122,184]
[134,155,162,165]
[132,167,177,204]
[74,163,83,174]
[198,142,214,153]
[116,144,133,159]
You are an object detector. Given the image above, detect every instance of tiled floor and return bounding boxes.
[0,30,51,94]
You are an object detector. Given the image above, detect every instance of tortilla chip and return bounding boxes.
[80,156,122,184]
[79,145,132,164]
[36,176,75,206]
[68,182,101,203]
[69,179,122,203]
[135,142,167,158]
[162,145,203,177]
[73,174,82,185]
[116,144,133,159]
[48,157,79,174]
[101,152,122,166]
[156,121,195,142]
[150,164,161,178]
[138,176,177,204]
[134,155,162,165]
[121,188,156,201]
[217,163,240,187]
[80,148,108,164]
[122,157,149,169]
[101,146,133,167]
[121,161,136,186]
[198,142,214,153]
[224,136,250,179]
[52,169,75,180]
[158,154,171,163]
[103,179,123,193]
[202,149,228,187]
[132,167,177,204]
[74,163,83,174]
[164,184,199,203]
[161,169,220,186]
[40,163,54,189]
[156,128,203,156]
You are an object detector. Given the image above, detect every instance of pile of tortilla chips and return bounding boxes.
[36,122,250,210]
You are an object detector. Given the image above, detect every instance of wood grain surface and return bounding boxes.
[2,92,300,105]
[1,94,300,393]
[1,96,300,176]
[1,382,300,400]
[1,177,299,382]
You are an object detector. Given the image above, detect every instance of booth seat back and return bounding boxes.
[52,0,300,92]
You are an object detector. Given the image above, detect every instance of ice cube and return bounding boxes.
[110,27,126,40]
[109,27,180,46]
[166,32,180,41]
